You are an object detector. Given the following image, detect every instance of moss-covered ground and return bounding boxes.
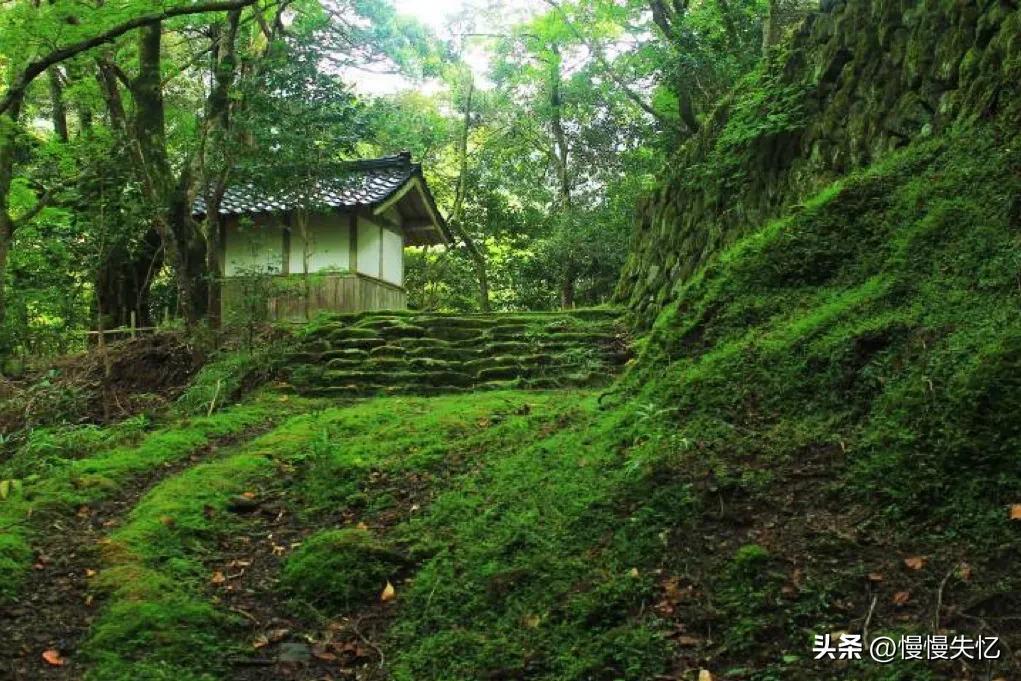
[2,123,1020,680]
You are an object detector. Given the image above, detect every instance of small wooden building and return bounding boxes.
[194,153,449,321]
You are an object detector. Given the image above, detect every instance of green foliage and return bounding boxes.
[281,528,404,613]
[0,398,285,602]
[175,346,284,415]
[1,414,149,479]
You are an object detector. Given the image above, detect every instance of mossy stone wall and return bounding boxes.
[616,0,1021,326]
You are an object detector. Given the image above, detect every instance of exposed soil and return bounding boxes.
[207,463,445,680]
[651,443,1021,679]
[0,421,279,681]
[0,333,198,433]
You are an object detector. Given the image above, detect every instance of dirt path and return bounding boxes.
[0,422,279,680]
[206,487,399,680]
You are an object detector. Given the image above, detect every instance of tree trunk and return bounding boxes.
[0,97,23,326]
[549,46,572,210]
[200,10,241,330]
[0,213,11,326]
[560,267,576,309]
[450,73,491,313]
[131,23,208,327]
[205,215,223,327]
[47,68,69,142]
[95,226,163,327]
[762,0,782,55]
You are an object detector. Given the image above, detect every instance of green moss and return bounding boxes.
[0,397,290,602]
[175,347,285,415]
[281,528,404,613]
[83,412,329,679]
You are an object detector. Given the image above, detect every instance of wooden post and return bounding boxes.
[349,212,358,274]
[130,310,137,338]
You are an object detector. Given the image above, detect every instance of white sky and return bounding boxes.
[346,0,543,95]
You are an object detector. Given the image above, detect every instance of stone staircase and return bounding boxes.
[283,309,630,397]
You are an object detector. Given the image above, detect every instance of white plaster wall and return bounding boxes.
[224,216,283,276]
[357,217,381,278]
[381,226,403,286]
[290,213,350,274]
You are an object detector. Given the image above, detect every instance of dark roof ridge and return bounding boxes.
[346,151,416,171]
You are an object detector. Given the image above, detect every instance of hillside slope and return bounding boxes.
[1,122,1017,681]
[617,0,1021,326]
[2,1,1020,679]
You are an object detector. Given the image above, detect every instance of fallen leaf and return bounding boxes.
[676,635,701,647]
[251,635,269,650]
[267,628,290,643]
[84,568,96,577]
[241,491,257,500]
[903,556,926,571]
[159,515,175,527]
[356,522,369,531]
[210,571,226,585]
[380,580,396,602]
[867,572,884,582]
[628,567,640,578]
[698,670,714,681]
[42,649,64,666]
[1010,504,1021,521]
[892,591,911,606]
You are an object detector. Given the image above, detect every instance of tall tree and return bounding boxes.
[0,0,259,324]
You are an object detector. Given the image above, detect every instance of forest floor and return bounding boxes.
[2,384,1018,681]
[1,418,281,680]
[3,126,1021,681]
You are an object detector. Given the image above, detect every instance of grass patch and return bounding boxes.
[81,390,584,679]
[280,528,405,614]
[0,394,293,601]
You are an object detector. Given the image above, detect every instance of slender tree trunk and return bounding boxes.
[450,74,491,313]
[549,46,572,210]
[47,68,69,142]
[561,265,576,309]
[298,209,310,321]
[201,9,241,330]
[762,0,782,55]
[0,97,24,326]
[547,47,580,310]
[0,216,11,326]
[205,215,223,327]
[131,23,208,327]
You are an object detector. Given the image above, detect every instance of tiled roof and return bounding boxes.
[193,153,419,217]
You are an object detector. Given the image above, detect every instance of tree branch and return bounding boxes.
[12,188,53,229]
[0,0,259,117]
[542,0,680,133]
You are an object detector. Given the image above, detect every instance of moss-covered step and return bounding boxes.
[284,308,628,396]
